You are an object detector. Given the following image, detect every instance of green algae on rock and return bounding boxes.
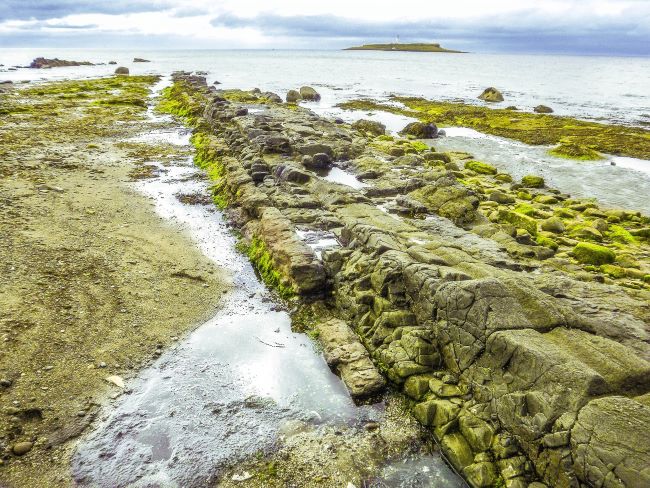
[336,97,650,160]
[573,242,616,265]
[152,73,650,488]
[478,87,504,103]
[549,139,604,160]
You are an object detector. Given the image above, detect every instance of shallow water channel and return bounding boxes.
[71,83,464,487]
[325,108,650,215]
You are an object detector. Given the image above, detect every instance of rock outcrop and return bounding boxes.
[478,87,504,102]
[159,73,650,488]
[29,58,94,69]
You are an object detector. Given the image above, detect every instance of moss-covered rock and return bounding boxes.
[351,119,386,137]
[573,242,616,265]
[534,105,554,114]
[498,210,538,236]
[400,121,438,138]
[520,175,545,188]
[478,87,504,103]
[299,86,321,101]
[285,90,301,103]
[541,217,565,234]
[465,160,498,175]
[549,140,604,160]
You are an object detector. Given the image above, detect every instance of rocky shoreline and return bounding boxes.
[159,72,650,488]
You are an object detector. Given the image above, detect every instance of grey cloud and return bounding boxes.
[173,7,210,18]
[0,0,175,21]
[210,10,650,55]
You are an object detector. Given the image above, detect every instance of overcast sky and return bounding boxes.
[1,0,649,55]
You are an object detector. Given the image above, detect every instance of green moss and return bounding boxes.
[521,175,545,188]
[156,81,205,126]
[573,242,616,265]
[607,225,637,245]
[549,140,604,160]
[337,97,650,159]
[244,237,296,299]
[600,264,627,279]
[514,203,536,217]
[498,209,538,236]
[536,235,559,251]
[464,160,497,175]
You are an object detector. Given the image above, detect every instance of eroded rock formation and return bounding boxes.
[158,73,650,488]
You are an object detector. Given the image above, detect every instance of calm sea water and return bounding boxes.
[2,48,650,127]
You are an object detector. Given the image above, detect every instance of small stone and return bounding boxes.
[105,375,125,388]
[98,362,107,368]
[12,441,33,456]
[0,379,12,387]
[231,471,253,481]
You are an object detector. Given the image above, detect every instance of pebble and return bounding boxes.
[0,378,12,387]
[12,441,34,456]
[98,362,107,368]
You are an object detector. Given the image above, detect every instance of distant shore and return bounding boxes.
[344,43,464,53]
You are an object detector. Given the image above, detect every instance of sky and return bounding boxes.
[1,0,649,55]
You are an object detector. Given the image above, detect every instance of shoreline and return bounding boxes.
[0,76,230,487]
[155,73,650,487]
[1,72,649,487]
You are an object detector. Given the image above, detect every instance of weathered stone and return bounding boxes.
[571,396,650,488]
[459,412,495,452]
[286,90,301,103]
[478,87,504,102]
[299,86,321,101]
[315,319,386,398]
[12,441,33,456]
[404,374,433,400]
[441,432,474,470]
[463,461,498,488]
[351,119,386,137]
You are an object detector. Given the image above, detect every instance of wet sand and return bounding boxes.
[0,77,229,487]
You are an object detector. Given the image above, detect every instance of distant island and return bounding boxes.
[344,43,464,53]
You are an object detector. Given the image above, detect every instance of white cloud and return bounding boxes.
[1,0,649,54]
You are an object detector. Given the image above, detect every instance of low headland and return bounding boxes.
[345,43,464,53]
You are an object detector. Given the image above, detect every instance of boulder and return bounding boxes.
[489,191,515,204]
[114,67,129,75]
[286,90,302,103]
[400,121,439,138]
[302,153,332,170]
[351,119,386,137]
[299,86,321,101]
[521,175,545,188]
[478,87,504,102]
[108,61,117,65]
[572,242,615,265]
[465,160,498,175]
[534,105,554,114]
[133,57,151,62]
[29,57,93,69]
[314,319,386,398]
[540,216,565,234]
